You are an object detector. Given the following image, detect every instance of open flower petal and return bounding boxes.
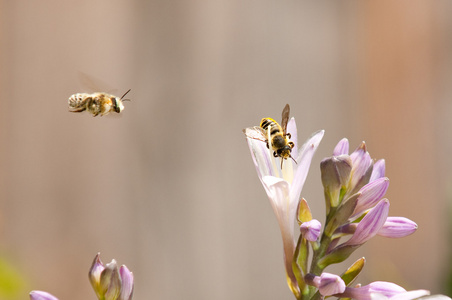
[245,130,278,179]
[286,118,298,160]
[289,130,324,213]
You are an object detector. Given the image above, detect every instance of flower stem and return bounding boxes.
[309,207,336,276]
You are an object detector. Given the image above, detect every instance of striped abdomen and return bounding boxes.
[260,118,283,136]
[68,93,89,111]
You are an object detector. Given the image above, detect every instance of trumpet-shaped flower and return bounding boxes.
[245,117,324,294]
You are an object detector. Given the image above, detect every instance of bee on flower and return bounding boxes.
[243,104,297,168]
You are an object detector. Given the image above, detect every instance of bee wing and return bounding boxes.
[280,104,290,133]
[243,126,268,142]
[78,72,117,94]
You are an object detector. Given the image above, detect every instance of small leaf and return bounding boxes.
[297,198,312,225]
[292,235,308,290]
[317,244,360,269]
[341,257,366,286]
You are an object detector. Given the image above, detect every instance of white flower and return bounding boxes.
[245,117,324,294]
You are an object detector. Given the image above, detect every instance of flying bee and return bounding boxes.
[68,89,131,117]
[243,104,296,168]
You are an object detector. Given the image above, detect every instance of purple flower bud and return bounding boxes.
[378,217,418,238]
[370,159,386,182]
[101,260,122,300]
[29,291,59,300]
[88,253,134,300]
[319,273,346,296]
[89,253,105,299]
[300,219,322,241]
[310,273,346,296]
[320,155,352,207]
[349,142,373,193]
[340,281,430,300]
[119,265,134,300]
[353,177,389,217]
[333,138,349,156]
[345,199,389,246]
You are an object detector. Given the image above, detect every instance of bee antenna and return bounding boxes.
[120,89,131,100]
[291,155,297,164]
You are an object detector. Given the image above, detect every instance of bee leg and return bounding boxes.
[288,141,294,149]
[286,133,291,139]
[273,152,278,158]
[266,142,269,149]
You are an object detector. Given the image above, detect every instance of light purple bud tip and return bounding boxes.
[354,177,389,216]
[378,217,418,238]
[370,159,386,182]
[89,253,105,281]
[119,265,134,300]
[300,219,322,241]
[333,138,349,156]
[30,291,59,300]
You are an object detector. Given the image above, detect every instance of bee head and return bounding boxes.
[112,97,125,113]
[275,142,296,168]
[113,89,131,113]
[277,147,292,160]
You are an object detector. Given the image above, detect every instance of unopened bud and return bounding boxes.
[321,155,352,207]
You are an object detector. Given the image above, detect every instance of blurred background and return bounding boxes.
[0,1,451,299]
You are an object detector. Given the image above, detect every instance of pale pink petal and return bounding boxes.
[286,118,298,160]
[289,130,324,214]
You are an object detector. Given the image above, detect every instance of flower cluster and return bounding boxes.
[30,253,133,300]
[244,108,449,300]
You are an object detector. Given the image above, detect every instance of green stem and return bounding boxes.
[309,206,337,276]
